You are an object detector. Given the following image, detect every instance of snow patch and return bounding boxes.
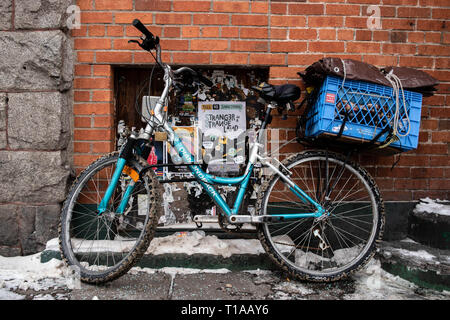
[389,248,437,263]
[345,259,419,300]
[414,198,450,216]
[146,231,265,257]
[0,253,72,295]
[129,266,231,276]
[400,238,419,244]
[273,281,315,296]
[33,294,56,300]
[46,231,265,258]
[0,288,25,300]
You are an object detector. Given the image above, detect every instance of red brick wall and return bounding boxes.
[72,0,449,201]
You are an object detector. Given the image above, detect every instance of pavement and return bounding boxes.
[9,265,450,301]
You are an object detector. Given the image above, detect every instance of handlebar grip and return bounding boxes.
[132,19,153,39]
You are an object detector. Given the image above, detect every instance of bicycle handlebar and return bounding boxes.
[131,19,160,56]
[132,19,154,40]
[130,20,212,87]
[173,67,213,87]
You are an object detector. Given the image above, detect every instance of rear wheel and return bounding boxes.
[257,150,384,282]
[59,152,161,284]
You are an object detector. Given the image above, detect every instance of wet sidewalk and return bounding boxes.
[48,265,450,301]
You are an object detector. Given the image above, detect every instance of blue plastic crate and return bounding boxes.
[304,76,423,152]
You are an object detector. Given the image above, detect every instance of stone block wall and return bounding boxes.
[0,0,74,256]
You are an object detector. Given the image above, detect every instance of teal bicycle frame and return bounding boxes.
[170,129,325,219]
[97,125,326,221]
[97,59,326,221]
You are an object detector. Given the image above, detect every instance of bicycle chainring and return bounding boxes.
[218,213,243,234]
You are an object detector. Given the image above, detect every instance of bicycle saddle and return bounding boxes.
[253,83,301,103]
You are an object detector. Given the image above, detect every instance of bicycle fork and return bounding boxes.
[97,137,138,215]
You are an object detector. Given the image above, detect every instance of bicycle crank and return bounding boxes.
[228,215,285,224]
[193,215,219,224]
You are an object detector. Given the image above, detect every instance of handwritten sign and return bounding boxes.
[198,101,246,173]
[198,101,246,136]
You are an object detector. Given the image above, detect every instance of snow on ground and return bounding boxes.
[414,198,450,216]
[46,230,266,258]
[0,253,69,290]
[129,266,231,276]
[344,259,419,300]
[146,230,265,257]
[388,248,438,263]
[0,253,75,300]
[0,288,25,300]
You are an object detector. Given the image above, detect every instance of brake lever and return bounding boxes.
[128,36,159,51]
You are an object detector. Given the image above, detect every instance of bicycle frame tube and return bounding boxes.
[170,128,253,216]
[98,139,323,220]
[97,157,127,214]
[116,181,135,214]
[96,65,173,215]
[98,123,323,220]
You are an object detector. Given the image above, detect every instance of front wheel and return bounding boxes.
[257,150,385,282]
[59,152,161,284]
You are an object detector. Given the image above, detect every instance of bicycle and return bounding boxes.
[59,19,385,284]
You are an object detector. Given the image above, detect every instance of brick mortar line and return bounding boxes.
[73,45,450,54]
[4,93,8,150]
[72,33,450,41]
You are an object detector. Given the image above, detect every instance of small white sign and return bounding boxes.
[198,101,246,136]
